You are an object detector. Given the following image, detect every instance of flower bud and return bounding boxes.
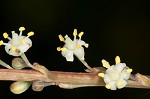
[10,81,31,94]
[32,80,55,91]
[32,80,44,91]
[12,58,27,69]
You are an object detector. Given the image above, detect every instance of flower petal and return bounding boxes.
[120,69,130,80]
[4,41,19,56]
[62,50,74,62]
[76,39,86,46]
[105,65,115,74]
[117,78,127,89]
[104,74,112,84]
[64,35,76,49]
[115,63,126,73]
[74,47,85,61]
[108,81,117,90]
[18,44,30,53]
[11,32,20,46]
[24,37,32,46]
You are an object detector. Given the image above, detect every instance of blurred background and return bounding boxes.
[0,0,150,98]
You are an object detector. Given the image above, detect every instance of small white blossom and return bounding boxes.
[0,27,34,56]
[98,56,132,90]
[57,29,89,62]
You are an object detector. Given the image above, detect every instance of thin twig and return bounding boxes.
[0,68,149,89]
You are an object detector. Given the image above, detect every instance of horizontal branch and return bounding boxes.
[0,69,149,89]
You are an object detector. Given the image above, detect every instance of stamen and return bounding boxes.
[0,40,3,46]
[115,56,121,64]
[2,42,11,46]
[19,27,25,31]
[127,68,132,73]
[3,32,9,39]
[57,47,61,51]
[21,39,26,44]
[73,29,77,41]
[78,32,84,38]
[57,47,67,51]
[19,27,25,37]
[27,31,34,37]
[98,73,104,78]
[101,59,110,68]
[58,34,64,42]
[73,29,77,36]
[3,33,11,40]
[77,32,84,44]
[105,84,110,89]
[60,47,67,51]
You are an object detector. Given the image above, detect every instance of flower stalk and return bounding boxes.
[0,68,149,89]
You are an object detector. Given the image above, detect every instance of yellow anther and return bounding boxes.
[115,56,121,64]
[19,27,25,31]
[98,73,104,78]
[76,44,81,48]
[3,32,9,39]
[27,31,34,37]
[0,40,3,46]
[73,29,77,36]
[57,47,67,51]
[78,32,84,38]
[105,84,110,89]
[127,68,132,73]
[57,47,61,51]
[60,47,67,51]
[117,81,122,86]
[21,39,26,44]
[101,59,110,68]
[58,34,64,41]
[11,46,17,51]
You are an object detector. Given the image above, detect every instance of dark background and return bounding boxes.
[0,0,150,98]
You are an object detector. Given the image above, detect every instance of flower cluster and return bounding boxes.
[0,27,135,94]
[98,56,132,90]
[57,29,89,62]
[0,27,34,56]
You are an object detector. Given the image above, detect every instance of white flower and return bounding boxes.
[57,29,89,62]
[98,56,132,90]
[0,27,34,56]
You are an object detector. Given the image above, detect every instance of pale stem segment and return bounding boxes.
[0,59,13,69]
[0,69,150,89]
[20,53,51,77]
[80,60,94,72]
[20,53,35,69]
